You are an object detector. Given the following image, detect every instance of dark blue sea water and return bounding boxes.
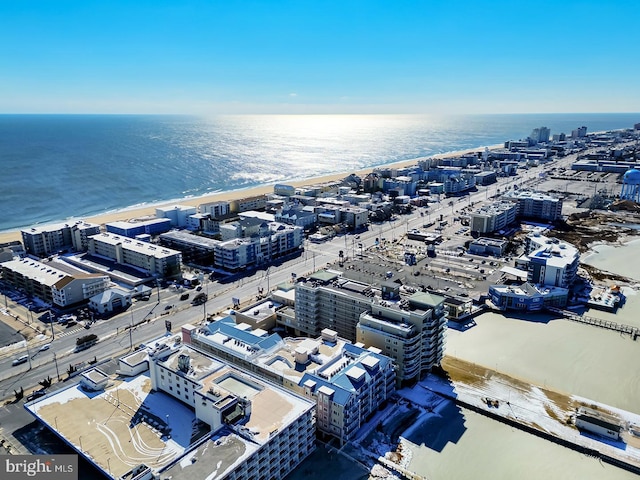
[0,113,638,232]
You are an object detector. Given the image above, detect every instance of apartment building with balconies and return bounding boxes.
[21,220,101,257]
[1,258,109,307]
[357,291,447,387]
[502,189,563,221]
[517,233,579,288]
[469,201,519,234]
[88,232,182,279]
[182,319,395,445]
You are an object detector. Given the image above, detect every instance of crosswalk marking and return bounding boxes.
[54,327,83,338]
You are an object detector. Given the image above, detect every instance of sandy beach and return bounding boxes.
[0,143,503,245]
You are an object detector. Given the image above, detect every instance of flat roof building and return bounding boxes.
[469,201,518,234]
[105,218,172,238]
[489,283,569,311]
[357,291,447,386]
[155,205,197,228]
[518,233,580,288]
[21,220,101,257]
[468,237,508,256]
[502,190,563,221]
[159,230,218,267]
[292,272,447,386]
[184,318,395,444]
[26,335,316,480]
[1,258,109,307]
[88,232,182,279]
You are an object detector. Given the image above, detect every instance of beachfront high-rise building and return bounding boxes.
[529,126,551,144]
[21,221,101,257]
[105,218,172,238]
[571,126,588,139]
[155,205,197,228]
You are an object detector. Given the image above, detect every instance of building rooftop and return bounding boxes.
[27,338,314,480]
[26,373,196,479]
[21,220,99,235]
[471,237,508,247]
[504,189,560,202]
[107,218,170,230]
[2,258,69,287]
[159,230,220,248]
[472,201,518,217]
[91,232,180,259]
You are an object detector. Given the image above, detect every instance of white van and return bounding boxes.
[12,355,28,366]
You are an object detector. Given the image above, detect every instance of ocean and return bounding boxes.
[0,112,638,233]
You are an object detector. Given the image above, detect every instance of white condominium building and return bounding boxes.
[88,232,182,279]
[292,271,448,386]
[293,271,374,341]
[517,233,580,288]
[26,335,316,480]
[213,221,303,272]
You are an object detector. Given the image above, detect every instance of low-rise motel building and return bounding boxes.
[1,257,110,307]
[25,335,316,480]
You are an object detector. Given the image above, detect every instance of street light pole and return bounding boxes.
[53,352,60,381]
[49,310,55,340]
[129,308,134,351]
[26,341,32,370]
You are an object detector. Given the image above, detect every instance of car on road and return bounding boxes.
[26,389,46,402]
[180,293,190,301]
[39,343,51,351]
[164,305,173,310]
[12,355,28,366]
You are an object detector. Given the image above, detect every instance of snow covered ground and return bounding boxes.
[346,360,640,480]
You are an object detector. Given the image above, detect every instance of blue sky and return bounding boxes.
[1,0,638,114]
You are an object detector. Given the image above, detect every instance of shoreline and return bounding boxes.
[0,142,504,245]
